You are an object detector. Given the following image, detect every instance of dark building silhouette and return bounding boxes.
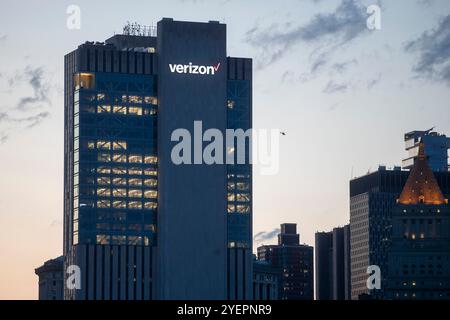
[315,225,351,300]
[63,18,252,300]
[253,258,279,300]
[350,158,450,299]
[386,142,450,299]
[257,224,314,300]
[35,256,64,300]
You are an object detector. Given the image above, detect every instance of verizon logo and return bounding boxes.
[169,62,221,75]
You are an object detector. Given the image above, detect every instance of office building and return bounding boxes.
[63,18,252,300]
[350,166,450,299]
[253,258,279,300]
[386,142,450,299]
[315,225,351,300]
[35,256,64,300]
[257,224,314,300]
[402,128,450,172]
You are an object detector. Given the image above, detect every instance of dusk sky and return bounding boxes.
[1,0,450,299]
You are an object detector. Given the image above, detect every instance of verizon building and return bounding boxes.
[64,18,252,299]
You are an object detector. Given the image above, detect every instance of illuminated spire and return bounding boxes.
[398,141,448,205]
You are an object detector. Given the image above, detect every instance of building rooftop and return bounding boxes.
[398,141,448,205]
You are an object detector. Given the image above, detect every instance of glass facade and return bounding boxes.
[226,79,252,249]
[73,72,157,247]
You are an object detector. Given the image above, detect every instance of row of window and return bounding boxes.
[82,92,157,105]
[95,235,151,246]
[96,177,157,187]
[96,188,157,198]
[96,166,157,176]
[97,153,157,164]
[227,204,250,214]
[97,200,157,210]
[227,193,251,202]
[227,182,250,191]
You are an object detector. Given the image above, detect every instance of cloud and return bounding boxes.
[0,133,8,144]
[323,80,349,94]
[404,14,450,85]
[0,35,6,42]
[367,73,382,90]
[16,66,51,110]
[253,228,280,243]
[245,0,370,70]
[0,111,50,128]
[331,59,358,74]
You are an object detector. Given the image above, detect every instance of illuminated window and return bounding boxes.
[128,189,142,198]
[144,190,158,199]
[144,108,157,115]
[112,154,127,163]
[129,178,142,186]
[112,141,127,151]
[128,201,142,209]
[112,188,126,197]
[97,141,111,150]
[97,188,111,197]
[227,193,235,201]
[113,200,126,209]
[236,182,249,191]
[236,193,250,202]
[129,106,142,115]
[73,73,94,89]
[144,96,158,105]
[97,177,111,185]
[112,167,127,175]
[144,168,157,176]
[98,153,111,162]
[97,166,111,174]
[97,200,110,208]
[144,224,156,232]
[236,205,250,213]
[96,235,110,245]
[144,156,158,164]
[87,141,95,149]
[97,105,111,113]
[112,105,127,115]
[227,204,235,213]
[129,155,143,163]
[97,93,106,101]
[129,167,143,175]
[112,235,126,245]
[129,95,142,104]
[227,182,235,190]
[227,100,235,109]
[144,179,157,187]
[144,202,158,210]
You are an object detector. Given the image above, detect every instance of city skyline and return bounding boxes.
[1,0,450,299]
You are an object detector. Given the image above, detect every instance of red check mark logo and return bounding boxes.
[214,63,221,72]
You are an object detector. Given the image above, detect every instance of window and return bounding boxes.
[227,204,235,213]
[97,188,111,197]
[129,95,142,104]
[97,141,111,150]
[236,182,249,191]
[129,178,143,186]
[236,204,250,213]
[112,167,127,175]
[97,177,111,185]
[144,202,157,210]
[129,167,143,175]
[228,193,235,201]
[129,155,143,163]
[227,100,235,109]
[98,153,111,162]
[73,73,94,89]
[87,141,95,149]
[112,188,126,197]
[112,141,127,150]
[97,166,111,174]
[236,193,250,202]
[144,179,157,187]
[144,156,158,164]
[144,190,157,199]
[112,154,127,163]
[112,200,126,209]
[129,106,142,115]
[128,189,142,198]
[112,105,127,115]
[128,201,142,209]
[97,105,111,113]
[96,235,110,245]
[97,200,110,208]
[144,96,158,105]
[144,168,157,176]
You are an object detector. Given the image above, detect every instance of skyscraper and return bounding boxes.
[402,128,450,172]
[315,225,351,300]
[386,142,450,299]
[63,18,252,300]
[350,168,450,299]
[257,224,314,300]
